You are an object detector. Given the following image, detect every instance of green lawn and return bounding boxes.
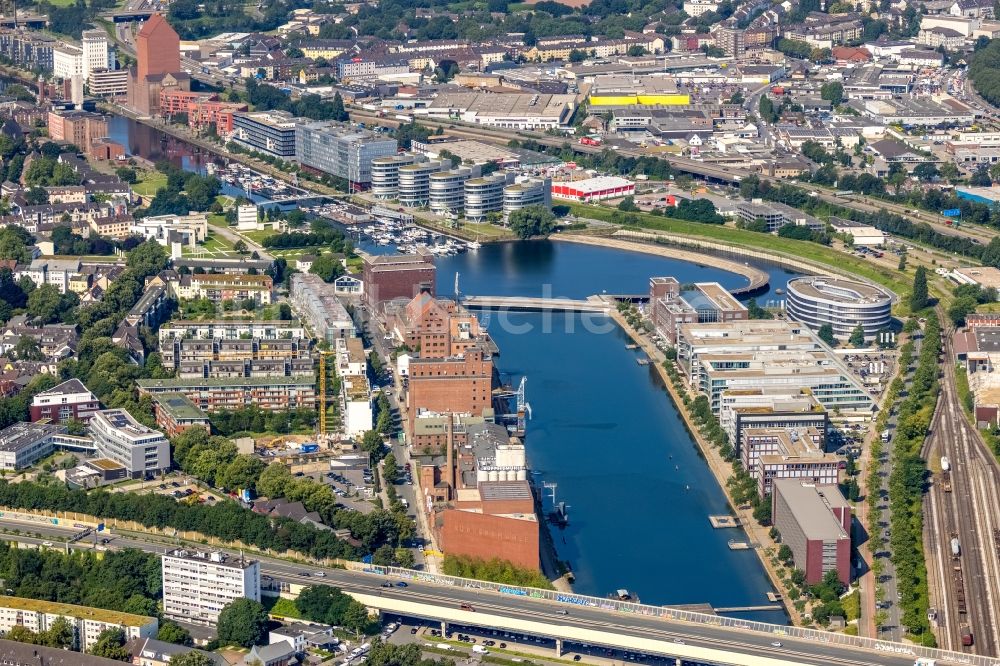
[458,221,514,240]
[569,203,911,303]
[208,213,230,228]
[243,229,278,243]
[132,171,167,198]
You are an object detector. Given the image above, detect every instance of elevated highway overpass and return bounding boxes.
[0,520,988,666]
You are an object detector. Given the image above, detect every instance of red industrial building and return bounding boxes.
[128,13,190,115]
[361,248,436,311]
[551,176,635,202]
[29,379,101,424]
[406,347,494,435]
[772,480,851,585]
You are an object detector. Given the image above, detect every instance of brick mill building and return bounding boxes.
[361,249,436,311]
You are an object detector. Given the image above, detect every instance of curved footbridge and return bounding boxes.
[462,295,612,313]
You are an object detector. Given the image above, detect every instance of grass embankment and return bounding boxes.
[566,203,911,301]
[131,170,168,198]
[263,596,304,619]
[442,555,554,590]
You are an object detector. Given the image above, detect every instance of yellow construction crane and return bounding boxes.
[318,350,336,436]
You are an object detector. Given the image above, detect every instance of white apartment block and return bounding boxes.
[683,0,721,15]
[81,29,112,81]
[131,212,209,250]
[162,550,261,626]
[53,44,84,81]
[89,409,170,478]
[158,320,307,345]
[0,595,157,651]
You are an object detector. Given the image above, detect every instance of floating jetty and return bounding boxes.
[727,539,751,550]
[709,515,740,528]
[636,357,650,366]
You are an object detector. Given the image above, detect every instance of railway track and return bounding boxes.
[924,331,1000,655]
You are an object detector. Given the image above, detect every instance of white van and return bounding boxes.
[472,646,489,655]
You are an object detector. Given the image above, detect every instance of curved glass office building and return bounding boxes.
[786,277,892,341]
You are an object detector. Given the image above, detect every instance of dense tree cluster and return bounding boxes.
[294,585,377,634]
[0,542,161,617]
[239,79,354,123]
[0,477,360,559]
[672,198,724,224]
[884,314,941,645]
[139,162,221,218]
[970,38,1000,106]
[511,140,676,181]
[167,0,312,38]
[508,206,557,239]
[209,406,317,436]
[217,598,269,647]
[52,226,114,256]
[23,157,80,188]
[442,555,554,589]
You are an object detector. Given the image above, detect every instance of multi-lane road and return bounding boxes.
[924,330,1000,655]
[0,523,962,666]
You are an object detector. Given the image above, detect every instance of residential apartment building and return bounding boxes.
[336,337,372,437]
[0,29,56,71]
[289,273,355,343]
[161,336,313,379]
[20,257,83,294]
[89,409,171,478]
[174,273,273,305]
[151,393,210,437]
[232,111,299,157]
[0,596,157,651]
[159,90,247,133]
[29,378,101,424]
[137,376,316,412]
[772,480,851,584]
[161,549,260,625]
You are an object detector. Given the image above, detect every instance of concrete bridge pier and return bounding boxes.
[441,620,447,635]
[555,638,562,657]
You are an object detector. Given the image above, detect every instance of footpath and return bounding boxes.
[606,306,801,624]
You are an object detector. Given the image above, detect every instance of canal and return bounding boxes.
[109,113,802,621]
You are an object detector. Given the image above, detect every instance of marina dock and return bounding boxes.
[709,515,740,528]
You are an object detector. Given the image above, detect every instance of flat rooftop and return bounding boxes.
[954,266,1000,290]
[787,277,892,305]
[165,548,258,570]
[154,393,208,421]
[773,480,849,541]
[0,422,65,453]
[0,595,154,626]
[138,375,315,389]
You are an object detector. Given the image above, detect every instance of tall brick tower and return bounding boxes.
[136,13,180,80]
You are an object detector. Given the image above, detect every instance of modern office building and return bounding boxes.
[232,111,299,158]
[398,160,445,207]
[741,427,838,496]
[289,273,355,343]
[772,480,851,585]
[677,320,874,414]
[130,212,208,250]
[0,596,157,651]
[161,549,260,626]
[649,276,748,345]
[719,387,828,456]
[137,376,317,412]
[89,409,170,478]
[0,422,69,471]
[429,167,472,216]
[361,249,436,310]
[464,172,511,221]
[786,276,893,341]
[502,177,551,218]
[88,69,129,99]
[295,121,397,190]
[29,378,101,424]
